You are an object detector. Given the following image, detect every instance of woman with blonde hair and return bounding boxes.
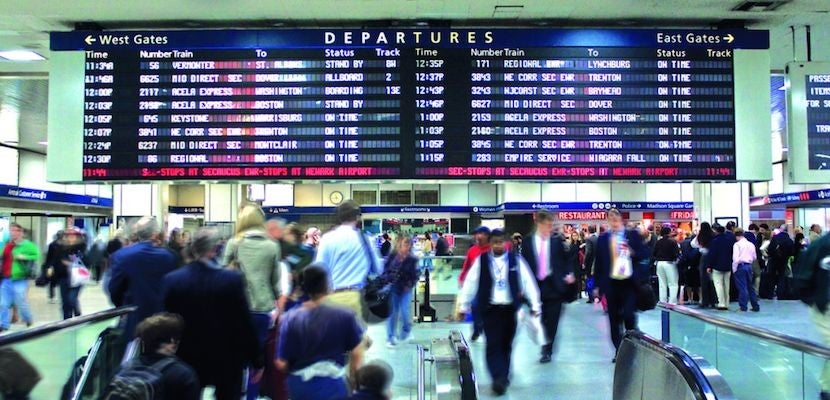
[222,204,282,400]
[381,234,419,347]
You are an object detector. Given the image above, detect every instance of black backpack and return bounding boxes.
[102,357,176,400]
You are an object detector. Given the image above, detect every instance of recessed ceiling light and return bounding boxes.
[38,141,48,145]
[0,50,45,61]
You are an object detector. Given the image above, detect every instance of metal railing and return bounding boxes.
[416,330,478,400]
[0,307,135,400]
[0,306,135,347]
[659,302,830,359]
[417,344,429,400]
[616,330,735,400]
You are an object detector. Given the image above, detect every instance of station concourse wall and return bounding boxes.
[112,181,751,225]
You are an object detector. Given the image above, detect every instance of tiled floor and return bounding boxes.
[3,280,827,399]
[1,280,112,333]
[367,298,826,399]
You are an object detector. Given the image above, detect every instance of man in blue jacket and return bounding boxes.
[164,227,262,400]
[593,209,650,358]
[109,216,178,338]
[705,224,736,310]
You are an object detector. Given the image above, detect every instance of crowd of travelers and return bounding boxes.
[0,201,829,399]
[99,202,391,400]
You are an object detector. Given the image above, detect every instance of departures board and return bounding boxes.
[48,29,770,182]
[804,74,830,170]
[785,61,830,183]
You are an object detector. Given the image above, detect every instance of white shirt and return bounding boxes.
[534,235,550,279]
[457,252,541,314]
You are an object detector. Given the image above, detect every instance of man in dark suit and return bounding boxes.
[768,224,795,298]
[163,227,262,400]
[108,216,178,339]
[706,224,736,310]
[593,209,650,358]
[521,210,575,364]
[584,226,599,303]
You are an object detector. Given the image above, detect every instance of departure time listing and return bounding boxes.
[75,29,744,180]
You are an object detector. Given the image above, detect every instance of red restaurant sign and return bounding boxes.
[669,211,696,219]
[558,211,607,220]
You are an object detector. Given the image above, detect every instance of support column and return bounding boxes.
[693,182,750,227]
[112,183,168,232]
[204,183,240,223]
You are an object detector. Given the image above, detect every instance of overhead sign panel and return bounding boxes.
[48,29,769,182]
[787,62,830,183]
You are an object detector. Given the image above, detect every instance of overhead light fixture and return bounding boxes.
[493,5,524,18]
[38,141,48,145]
[0,50,45,61]
[732,1,789,12]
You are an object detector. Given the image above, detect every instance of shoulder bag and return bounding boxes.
[357,230,390,321]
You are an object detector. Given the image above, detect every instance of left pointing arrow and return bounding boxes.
[85,35,96,45]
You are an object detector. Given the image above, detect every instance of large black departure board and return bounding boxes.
[49,29,769,181]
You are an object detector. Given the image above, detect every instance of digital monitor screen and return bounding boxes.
[805,74,830,169]
[786,62,830,183]
[47,29,770,182]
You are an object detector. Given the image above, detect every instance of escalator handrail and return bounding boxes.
[71,333,105,400]
[0,306,136,347]
[659,302,830,359]
[449,330,478,400]
[623,330,735,400]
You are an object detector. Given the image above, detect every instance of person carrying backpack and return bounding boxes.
[103,313,200,400]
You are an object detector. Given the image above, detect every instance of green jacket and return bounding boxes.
[1,239,40,280]
[794,234,830,312]
[222,229,281,312]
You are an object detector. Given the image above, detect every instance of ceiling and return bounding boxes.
[0,78,47,152]
[0,0,827,72]
[0,0,828,152]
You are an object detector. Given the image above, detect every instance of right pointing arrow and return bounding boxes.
[724,34,734,43]
[84,35,96,45]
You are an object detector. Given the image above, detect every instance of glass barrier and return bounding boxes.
[420,256,466,296]
[661,303,830,400]
[616,330,734,400]
[413,256,467,323]
[0,307,134,400]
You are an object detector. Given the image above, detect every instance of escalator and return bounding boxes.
[2,306,737,400]
[659,302,830,400]
[0,307,134,400]
[417,330,478,399]
[615,330,735,400]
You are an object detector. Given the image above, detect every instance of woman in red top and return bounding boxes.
[457,226,490,341]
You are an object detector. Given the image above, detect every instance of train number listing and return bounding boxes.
[57,28,759,180]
